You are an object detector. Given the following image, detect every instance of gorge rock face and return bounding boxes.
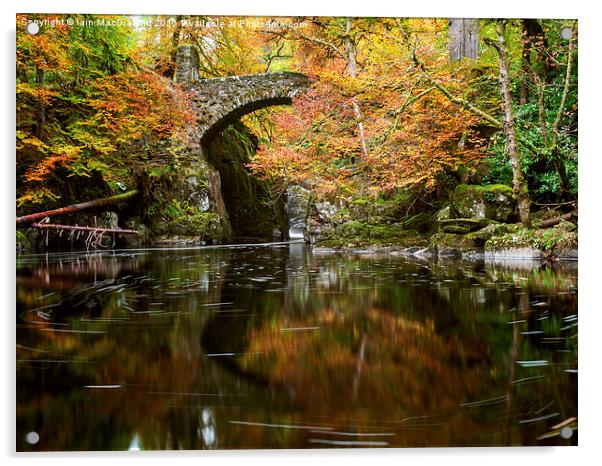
[185,175,211,212]
[204,123,289,242]
[286,185,311,239]
[452,184,515,222]
[305,200,341,244]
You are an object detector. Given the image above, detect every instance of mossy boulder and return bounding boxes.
[484,222,577,260]
[371,190,416,220]
[439,218,490,234]
[452,184,515,222]
[402,212,432,233]
[432,204,455,223]
[315,220,427,249]
[168,211,224,243]
[428,232,482,259]
[465,223,514,246]
[153,199,225,243]
[484,231,544,261]
[541,221,578,258]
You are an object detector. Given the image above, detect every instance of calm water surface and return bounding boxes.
[16,243,578,450]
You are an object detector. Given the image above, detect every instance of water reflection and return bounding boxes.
[16,245,577,450]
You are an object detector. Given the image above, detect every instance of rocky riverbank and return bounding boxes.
[295,183,578,263]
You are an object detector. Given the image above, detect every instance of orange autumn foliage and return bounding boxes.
[248,18,486,197]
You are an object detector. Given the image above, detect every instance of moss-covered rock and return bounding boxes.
[152,199,225,243]
[371,190,415,220]
[484,222,577,260]
[465,223,512,246]
[537,221,578,258]
[452,184,515,222]
[402,212,432,233]
[205,123,289,241]
[315,220,427,249]
[428,232,482,258]
[439,218,490,234]
[432,204,456,223]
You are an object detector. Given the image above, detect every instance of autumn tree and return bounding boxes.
[16,14,194,212]
[415,19,577,212]
[249,18,486,200]
[489,20,531,225]
[483,19,578,204]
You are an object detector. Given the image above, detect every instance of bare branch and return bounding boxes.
[261,28,347,61]
[27,223,140,235]
[551,22,577,142]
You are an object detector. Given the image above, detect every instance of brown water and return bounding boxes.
[16,243,578,450]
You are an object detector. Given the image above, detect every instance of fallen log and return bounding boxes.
[28,223,139,235]
[534,211,576,229]
[16,190,138,224]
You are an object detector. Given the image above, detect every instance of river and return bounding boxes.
[16,242,578,450]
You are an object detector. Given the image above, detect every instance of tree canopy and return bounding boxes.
[16,15,578,219]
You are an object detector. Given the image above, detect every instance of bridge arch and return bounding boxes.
[175,46,310,145]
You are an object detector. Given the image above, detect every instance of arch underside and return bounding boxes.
[200,96,293,146]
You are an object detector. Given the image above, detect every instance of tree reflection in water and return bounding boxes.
[16,245,577,450]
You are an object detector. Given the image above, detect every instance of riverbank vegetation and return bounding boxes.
[16,15,577,258]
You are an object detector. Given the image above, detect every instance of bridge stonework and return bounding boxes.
[175,45,310,145]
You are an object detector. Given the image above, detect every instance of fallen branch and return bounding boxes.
[534,211,576,228]
[532,200,576,207]
[28,223,139,235]
[16,190,138,225]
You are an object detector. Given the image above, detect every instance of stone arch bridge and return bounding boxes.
[175,45,310,145]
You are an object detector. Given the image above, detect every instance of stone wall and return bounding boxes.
[175,45,310,145]
[190,72,310,145]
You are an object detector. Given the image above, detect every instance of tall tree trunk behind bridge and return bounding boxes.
[345,17,369,160]
[449,19,479,62]
[519,20,532,105]
[495,21,531,226]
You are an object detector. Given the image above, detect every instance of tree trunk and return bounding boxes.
[168,15,183,78]
[519,20,532,105]
[552,155,571,197]
[496,21,531,226]
[16,190,138,224]
[35,66,45,139]
[523,19,551,82]
[449,19,479,62]
[345,17,369,160]
[548,25,576,198]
